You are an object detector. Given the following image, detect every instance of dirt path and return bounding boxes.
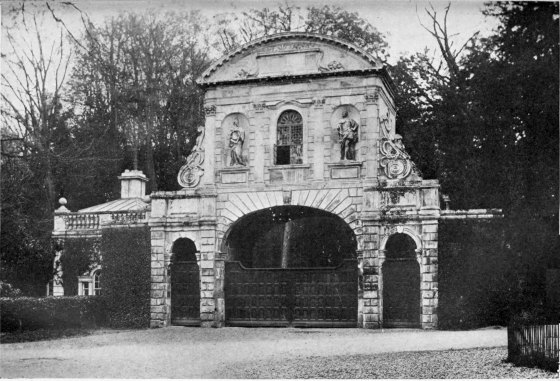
[1,327,507,378]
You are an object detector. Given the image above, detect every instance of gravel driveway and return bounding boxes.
[0,326,553,378]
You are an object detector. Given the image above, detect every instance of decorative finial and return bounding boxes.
[55,197,70,213]
[442,194,451,210]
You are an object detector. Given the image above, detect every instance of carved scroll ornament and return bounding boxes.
[379,134,419,180]
[178,126,205,188]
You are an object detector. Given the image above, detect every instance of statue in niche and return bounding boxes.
[337,110,359,161]
[229,118,246,166]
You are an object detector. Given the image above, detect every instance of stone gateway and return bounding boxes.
[54,33,500,329]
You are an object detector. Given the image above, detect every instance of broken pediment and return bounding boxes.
[198,33,383,85]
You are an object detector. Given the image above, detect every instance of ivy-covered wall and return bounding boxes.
[101,226,151,328]
[60,238,100,296]
[438,219,510,329]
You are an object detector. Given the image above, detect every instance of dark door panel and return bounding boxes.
[171,261,200,326]
[382,259,420,328]
[225,259,358,327]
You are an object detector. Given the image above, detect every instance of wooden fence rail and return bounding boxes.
[508,323,559,372]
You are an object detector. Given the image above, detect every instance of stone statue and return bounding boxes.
[337,110,359,161]
[229,118,246,166]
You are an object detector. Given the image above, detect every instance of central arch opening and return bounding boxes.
[223,206,358,327]
[224,206,356,268]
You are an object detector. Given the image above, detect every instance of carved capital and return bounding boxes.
[204,104,216,116]
[365,86,381,104]
[312,97,325,107]
[252,103,267,112]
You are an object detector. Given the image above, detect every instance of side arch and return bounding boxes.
[170,238,201,326]
[379,227,422,252]
[381,232,421,328]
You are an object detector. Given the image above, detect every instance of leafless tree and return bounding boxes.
[1,14,72,212]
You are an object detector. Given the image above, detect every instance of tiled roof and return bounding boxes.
[78,198,149,213]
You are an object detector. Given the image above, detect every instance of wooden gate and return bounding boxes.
[382,258,420,328]
[225,259,358,327]
[171,261,200,325]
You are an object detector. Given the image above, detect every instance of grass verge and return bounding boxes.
[0,328,94,344]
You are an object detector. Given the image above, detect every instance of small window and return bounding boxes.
[82,282,90,296]
[275,110,303,165]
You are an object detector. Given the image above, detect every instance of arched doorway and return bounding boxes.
[223,206,358,327]
[382,233,421,328]
[170,238,200,326]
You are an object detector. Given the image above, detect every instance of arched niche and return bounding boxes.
[221,113,250,167]
[330,105,361,162]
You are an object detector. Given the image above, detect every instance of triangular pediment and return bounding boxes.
[198,33,383,85]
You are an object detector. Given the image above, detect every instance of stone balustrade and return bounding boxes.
[55,211,149,232]
[64,214,100,230]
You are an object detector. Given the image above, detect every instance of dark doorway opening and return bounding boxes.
[170,238,200,326]
[382,233,421,328]
[224,206,358,327]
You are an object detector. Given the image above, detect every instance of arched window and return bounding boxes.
[78,269,101,296]
[275,110,303,165]
[93,270,101,295]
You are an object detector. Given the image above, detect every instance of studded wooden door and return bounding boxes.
[171,261,200,326]
[225,259,358,327]
[382,258,421,328]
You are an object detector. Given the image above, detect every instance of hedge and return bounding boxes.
[0,296,106,332]
[101,226,151,328]
[438,219,510,329]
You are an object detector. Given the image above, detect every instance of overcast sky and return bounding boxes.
[2,0,498,65]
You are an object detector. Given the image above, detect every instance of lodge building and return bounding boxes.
[52,33,500,329]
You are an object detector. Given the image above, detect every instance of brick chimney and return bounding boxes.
[118,170,148,199]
